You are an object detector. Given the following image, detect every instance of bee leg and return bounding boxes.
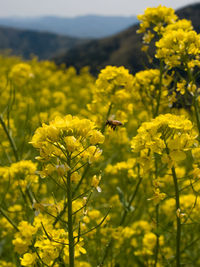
[113,125,116,130]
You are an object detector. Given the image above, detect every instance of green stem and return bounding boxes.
[0,206,19,232]
[154,154,159,267]
[67,169,74,267]
[100,176,142,266]
[154,62,163,118]
[154,204,159,267]
[99,239,113,267]
[187,68,200,138]
[171,166,181,267]
[194,97,200,138]
[119,177,142,226]
[72,163,90,198]
[165,140,181,267]
[101,102,112,133]
[53,164,90,227]
[0,114,19,161]
[53,200,68,227]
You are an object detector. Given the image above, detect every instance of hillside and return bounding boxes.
[0,15,138,38]
[53,3,200,75]
[0,26,86,59]
[53,24,144,75]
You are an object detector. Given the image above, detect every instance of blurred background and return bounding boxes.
[0,0,200,74]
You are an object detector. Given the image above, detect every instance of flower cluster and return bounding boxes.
[164,19,193,33]
[137,5,177,36]
[88,65,134,125]
[31,114,104,166]
[156,29,200,69]
[12,216,88,266]
[105,158,136,179]
[0,160,38,203]
[133,69,173,115]
[131,114,196,169]
[9,63,33,86]
[162,194,200,222]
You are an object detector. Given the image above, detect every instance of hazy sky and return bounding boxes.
[0,0,200,17]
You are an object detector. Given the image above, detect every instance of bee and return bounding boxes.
[106,119,123,130]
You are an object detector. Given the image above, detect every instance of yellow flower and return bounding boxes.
[12,237,31,254]
[137,5,177,34]
[96,66,134,99]
[20,253,36,266]
[71,172,81,183]
[142,30,155,44]
[148,188,166,205]
[31,114,104,169]
[91,174,102,192]
[133,69,172,113]
[13,221,38,253]
[192,147,200,161]
[0,261,15,267]
[177,80,186,95]
[89,130,105,145]
[164,19,193,33]
[131,114,195,169]
[64,136,80,152]
[88,209,101,220]
[9,63,33,86]
[156,30,200,69]
[142,232,157,250]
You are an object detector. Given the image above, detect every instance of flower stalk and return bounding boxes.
[171,166,181,267]
[66,158,75,267]
[100,174,142,266]
[165,142,181,267]
[0,114,19,161]
[193,96,200,138]
[154,62,163,118]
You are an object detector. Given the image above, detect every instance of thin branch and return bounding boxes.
[71,145,91,160]
[72,188,91,201]
[74,208,110,238]
[0,114,19,161]
[70,162,88,175]
[72,163,90,198]
[101,102,113,133]
[48,174,67,191]
[0,206,19,232]
[72,191,93,215]
[41,222,69,246]
[33,246,49,267]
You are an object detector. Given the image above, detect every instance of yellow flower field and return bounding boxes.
[1,5,200,266]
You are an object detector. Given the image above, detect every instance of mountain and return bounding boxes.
[0,26,86,59]
[53,24,144,75]
[0,15,138,38]
[53,3,200,75]
[176,3,200,27]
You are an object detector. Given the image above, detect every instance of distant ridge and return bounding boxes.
[176,3,200,29]
[53,3,200,75]
[0,26,86,59]
[0,15,138,38]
